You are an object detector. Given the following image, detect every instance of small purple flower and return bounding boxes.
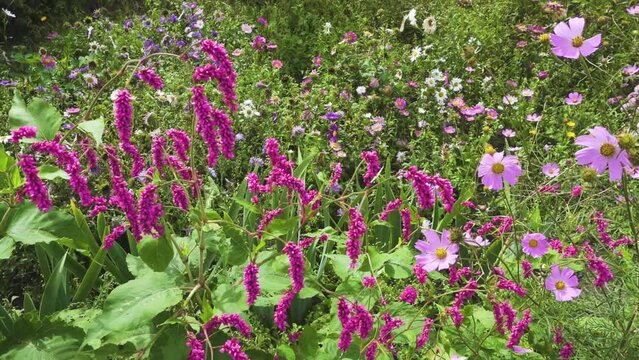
[502,129,516,138]
[522,233,549,258]
[565,92,583,105]
[526,113,542,122]
[41,55,56,69]
[545,265,581,301]
[542,163,560,178]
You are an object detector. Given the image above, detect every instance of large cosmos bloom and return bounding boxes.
[545,265,581,301]
[522,233,549,258]
[415,229,458,272]
[478,152,523,190]
[550,17,601,59]
[575,126,630,181]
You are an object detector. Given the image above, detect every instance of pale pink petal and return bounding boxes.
[608,159,623,181]
[567,17,585,37]
[553,21,573,38]
[579,34,601,57]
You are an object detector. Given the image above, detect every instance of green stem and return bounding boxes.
[621,173,639,255]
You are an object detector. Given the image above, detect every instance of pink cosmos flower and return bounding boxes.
[522,233,549,258]
[502,129,516,138]
[550,17,601,59]
[575,126,631,181]
[627,5,639,15]
[415,229,459,272]
[542,163,560,178]
[565,92,582,105]
[464,231,489,247]
[478,152,523,190]
[526,113,542,122]
[545,265,581,301]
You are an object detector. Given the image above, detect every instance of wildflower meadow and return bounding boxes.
[1,0,639,359]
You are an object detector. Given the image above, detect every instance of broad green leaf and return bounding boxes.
[384,247,413,279]
[0,237,15,259]
[148,324,190,360]
[84,272,182,348]
[77,119,104,146]
[39,252,69,316]
[2,203,90,250]
[8,91,62,140]
[138,234,174,272]
[232,196,261,214]
[37,165,70,180]
[212,283,249,314]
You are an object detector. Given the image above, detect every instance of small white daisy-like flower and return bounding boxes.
[409,46,423,62]
[422,16,437,34]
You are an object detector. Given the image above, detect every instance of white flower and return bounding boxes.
[407,9,417,26]
[356,86,367,95]
[424,77,436,88]
[430,69,444,82]
[420,219,432,234]
[409,46,423,62]
[417,107,426,114]
[502,95,518,106]
[450,78,463,92]
[2,8,16,18]
[422,16,436,34]
[84,73,99,88]
[240,99,260,117]
[434,87,448,105]
[87,26,93,39]
[323,22,332,34]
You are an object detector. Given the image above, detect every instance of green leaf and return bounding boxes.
[37,165,69,180]
[77,119,105,146]
[212,283,249,314]
[84,272,182,349]
[138,234,174,272]
[232,196,261,214]
[8,91,62,140]
[276,344,296,360]
[39,252,69,316]
[384,247,413,279]
[296,325,319,358]
[0,237,15,259]
[73,247,106,302]
[2,203,90,250]
[148,324,190,360]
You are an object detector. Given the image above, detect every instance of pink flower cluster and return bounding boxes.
[9,126,37,143]
[401,166,456,212]
[346,207,366,268]
[361,150,380,187]
[137,67,164,90]
[243,262,260,306]
[337,297,374,352]
[16,154,52,212]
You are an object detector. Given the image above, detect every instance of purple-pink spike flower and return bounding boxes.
[379,199,402,221]
[522,233,549,258]
[103,224,128,250]
[399,286,418,304]
[243,262,260,306]
[416,318,433,349]
[506,309,532,349]
[274,290,295,331]
[219,338,249,360]
[137,67,164,90]
[283,242,305,293]
[477,152,522,190]
[256,208,283,239]
[575,126,630,181]
[545,265,581,301]
[415,229,459,272]
[203,313,252,338]
[361,150,380,187]
[166,129,191,163]
[137,184,164,238]
[550,17,601,59]
[171,184,189,212]
[17,154,52,212]
[346,208,366,268]
[9,126,37,143]
[186,332,205,360]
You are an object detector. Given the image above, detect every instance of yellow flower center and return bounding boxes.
[435,247,447,260]
[555,281,566,290]
[529,239,538,248]
[547,169,554,174]
[492,162,505,174]
[539,33,550,43]
[572,36,584,47]
[600,143,616,157]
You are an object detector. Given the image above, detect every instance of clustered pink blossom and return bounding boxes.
[103,224,128,250]
[32,140,94,208]
[166,129,191,163]
[274,290,295,331]
[171,184,189,212]
[203,313,252,338]
[243,262,260,306]
[151,136,166,175]
[113,89,144,176]
[105,145,141,240]
[496,278,528,297]
[137,184,164,238]
[186,332,205,360]
[379,199,402,221]
[401,166,456,212]
[448,279,478,327]
[346,207,366,268]
[361,150,380,187]
[256,208,283,239]
[283,242,305,293]
[219,338,250,360]
[416,318,433,349]
[329,162,342,192]
[492,300,518,335]
[400,208,412,242]
[16,154,52,212]
[399,285,418,304]
[413,264,428,284]
[196,39,239,112]
[506,308,532,349]
[583,242,613,287]
[559,342,574,359]
[9,126,37,143]
[362,276,377,288]
[378,312,404,353]
[522,260,533,278]
[137,67,164,90]
[80,137,99,173]
[592,211,632,249]
[337,298,374,352]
